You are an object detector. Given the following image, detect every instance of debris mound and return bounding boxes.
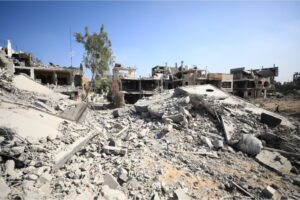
[1,69,300,199]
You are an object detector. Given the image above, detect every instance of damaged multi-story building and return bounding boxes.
[293,72,300,89]
[151,62,208,88]
[206,73,233,93]
[112,62,234,104]
[230,66,278,98]
[112,62,279,105]
[112,64,160,104]
[0,40,83,98]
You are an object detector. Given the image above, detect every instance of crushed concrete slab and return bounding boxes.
[0,102,64,139]
[221,115,235,143]
[261,112,282,127]
[13,74,67,99]
[103,173,120,189]
[53,131,97,170]
[134,91,173,113]
[256,150,292,174]
[177,84,228,100]
[34,100,56,114]
[60,103,88,122]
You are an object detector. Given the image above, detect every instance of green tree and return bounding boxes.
[74,24,114,87]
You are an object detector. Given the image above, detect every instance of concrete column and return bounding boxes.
[30,68,35,79]
[244,91,248,98]
[53,72,57,86]
[119,80,122,91]
[70,73,74,87]
[139,79,142,91]
[263,89,267,99]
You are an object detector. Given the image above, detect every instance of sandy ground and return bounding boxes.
[251,95,300,118]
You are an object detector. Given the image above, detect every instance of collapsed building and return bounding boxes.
[230,66,279,98]
[112,62,204,104]
[112,61,280,105]
[112,62,234,104]
[0,40,83,99]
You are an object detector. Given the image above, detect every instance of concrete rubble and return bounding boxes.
[0,68,300,200]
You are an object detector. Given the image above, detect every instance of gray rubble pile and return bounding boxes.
[0,72,72,114]
[1,74,300,199]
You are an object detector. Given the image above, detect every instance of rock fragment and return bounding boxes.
[25,174,39,181]
[261,185,281,200]
[5,159,15,175]
[162,113,184,123]
[213,139,224,149]
[101,185,126,200]
[261,112,282,128]
[102,145,127,156]
[293,176,300,187]
[238,134,262,156]
[103,173,120,189]
[38,172,52,185]
[118,168,128,182]
[256,150,292,174]
[174,188,191,200]
[201,136,213,149]
[112,108,125,118]
[138,128,149,138]
[163,124,173,133]
[148,104,164,118]
[11,146,25,155]
[0,177,10,199]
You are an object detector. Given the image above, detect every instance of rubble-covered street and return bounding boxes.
[1,70,300,200]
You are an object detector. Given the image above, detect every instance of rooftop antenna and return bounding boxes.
[69,28,73,67]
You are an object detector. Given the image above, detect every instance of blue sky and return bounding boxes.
[0,1,299,82]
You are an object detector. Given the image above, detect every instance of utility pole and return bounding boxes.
[69,28,73,67]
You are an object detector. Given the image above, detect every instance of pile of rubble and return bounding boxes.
[1,70,300,200]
